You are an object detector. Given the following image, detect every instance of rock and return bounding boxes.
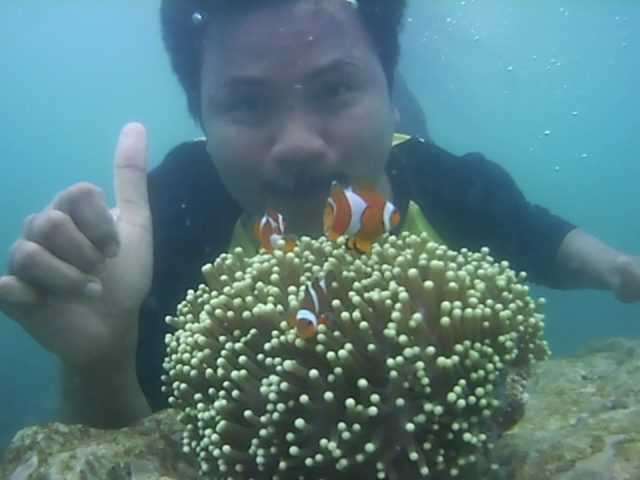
[0,409,199,480]
[493,337,640,479]
[1,337,640,479]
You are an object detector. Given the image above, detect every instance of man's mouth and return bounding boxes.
[263,170,348,200]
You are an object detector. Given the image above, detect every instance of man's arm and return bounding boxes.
[60,359,152,429]
[555,228,640,303]
[396,139,640,303]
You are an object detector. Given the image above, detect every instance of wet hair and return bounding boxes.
[160,0,407,124]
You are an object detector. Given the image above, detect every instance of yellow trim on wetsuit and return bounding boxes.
[402,200,444,244]
[229,213,260,257]
[391,132,411,147]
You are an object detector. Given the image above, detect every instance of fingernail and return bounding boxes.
[84,280,102,297]
[104,243,120,258]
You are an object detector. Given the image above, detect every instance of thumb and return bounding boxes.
[113,122,150,225]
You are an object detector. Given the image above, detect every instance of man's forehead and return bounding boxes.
[202,0,373,81]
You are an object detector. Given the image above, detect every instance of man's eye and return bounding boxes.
[229,97,267,113]
[319,83,351,100]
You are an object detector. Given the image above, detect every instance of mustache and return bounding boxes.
[262,169,349,198]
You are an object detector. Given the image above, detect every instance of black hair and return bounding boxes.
[160,0,407,124]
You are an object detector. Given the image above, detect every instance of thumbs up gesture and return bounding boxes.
[0,123,153,368]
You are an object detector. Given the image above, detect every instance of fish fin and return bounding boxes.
[262,244,275,254]
[252,216,262,240]
[389,206,401,230]
[347,235,373,252]
[324,182,352,239]
[353,236,373,253]
[352,178,378,193]
[268,233,298,252]
[281,235,297,252]
[323,198,338,237]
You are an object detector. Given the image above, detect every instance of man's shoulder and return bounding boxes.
[149,138,227,198]
[166,136,208,157]
[153,138,210,176]
[391,136,511,188]
[392,135,484,165]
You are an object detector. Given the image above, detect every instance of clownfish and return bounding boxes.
[288,272,335,339]
[323,180,401,253]
[252,208,297,253]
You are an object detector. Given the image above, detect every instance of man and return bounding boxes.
[1,0,638,429]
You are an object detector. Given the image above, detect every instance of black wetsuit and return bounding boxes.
[137,137,575,411]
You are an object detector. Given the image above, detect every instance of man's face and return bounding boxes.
[200,0,395,236]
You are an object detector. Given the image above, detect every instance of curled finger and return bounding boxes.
[0,275,42,321]
[8,240,102,298]
[50,183,120,258]
[23,209,107,275]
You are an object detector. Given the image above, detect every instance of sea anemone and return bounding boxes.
[163,232,548,479]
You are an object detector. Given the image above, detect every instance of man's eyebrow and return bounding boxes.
[218,76,270,91]
[306,59,361,79]
[213,59,361,94]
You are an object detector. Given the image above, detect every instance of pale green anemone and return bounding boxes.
[163,232,548,479]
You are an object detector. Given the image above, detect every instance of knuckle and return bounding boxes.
[12,241,42,272]
[6,241,22,273]
[67,183,109,223]
[69,182,104,203]
[21,213,36,233]
[31,210,70,239]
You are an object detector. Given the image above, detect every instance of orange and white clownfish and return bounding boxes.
[252,208,297,253]
[288,272,335,339]
[323,180,401,253]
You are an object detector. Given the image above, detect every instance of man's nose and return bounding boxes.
[270,112,327,168]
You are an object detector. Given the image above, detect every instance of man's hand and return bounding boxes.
[556,228,639,305]
[0,123,154,427]
[612,255,640,303]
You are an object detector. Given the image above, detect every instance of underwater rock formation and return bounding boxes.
[494,337,640,479]
[1,338,640,479]
[163,233,548,478]
[0,408,199,479]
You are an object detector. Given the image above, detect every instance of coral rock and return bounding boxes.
[493,337,640,480]
[0,409,198,480]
